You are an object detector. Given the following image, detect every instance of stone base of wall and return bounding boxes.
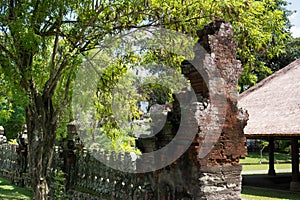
[67,189,103,200]
[198,165,242,200]
[0,169,31,188]
[0,169,14,181]
[67,187,148,200]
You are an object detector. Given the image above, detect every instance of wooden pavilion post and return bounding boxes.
[268,137,276,176]
[290,137,300,191]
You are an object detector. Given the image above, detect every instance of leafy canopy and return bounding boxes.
[0,0,290,142]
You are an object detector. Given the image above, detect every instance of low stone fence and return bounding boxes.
[0,144,18,180]
[62,148,153,199]
[0,143,154,199]
[0,144,17,167]
[0,144,31,187]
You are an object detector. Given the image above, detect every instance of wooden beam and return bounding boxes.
[268,137,276,176]
[290,137,300,192]
[291,137,299,182]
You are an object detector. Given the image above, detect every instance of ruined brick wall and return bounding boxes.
[195,20,247,167]
[153,20,248,200]
[192,20,248,199]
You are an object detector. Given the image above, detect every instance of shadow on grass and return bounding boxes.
[242,173,292,191]
[242,186,300,200]
[0,177,32,200]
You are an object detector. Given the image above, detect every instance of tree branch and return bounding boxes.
[0,43,18,62]
[51,67,75,125]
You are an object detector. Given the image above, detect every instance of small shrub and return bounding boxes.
[53,170,67,200]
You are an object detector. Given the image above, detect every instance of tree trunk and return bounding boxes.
[26,94,57,200]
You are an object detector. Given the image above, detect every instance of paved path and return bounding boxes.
[242,168,292,175]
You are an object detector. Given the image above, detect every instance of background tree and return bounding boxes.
[0,0,291,198]
[0,74,13,123]
[266,37,300,72]
[0,73,25,139]
[0,95,13,124]
[239,0,297,90]
[0,104,25,139]
[257,140,269,164]
[146,0,291,91]
[93,60,141,152]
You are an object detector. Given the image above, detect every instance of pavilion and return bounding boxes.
[238,59,300,191]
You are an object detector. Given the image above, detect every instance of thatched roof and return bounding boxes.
[238,59,300,137]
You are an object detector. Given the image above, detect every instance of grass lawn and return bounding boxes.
[240,152,292,164]
[241,152,300,199]
[0,177,33,200]
[1,176,300,200]
[240,151,299,172]
[242,163,293,171]
[241,186,300,200]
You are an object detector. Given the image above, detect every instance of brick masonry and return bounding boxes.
[150,20,248,199]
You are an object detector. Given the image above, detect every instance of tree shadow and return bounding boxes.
[242,186,300,200]
[0,177,32,200]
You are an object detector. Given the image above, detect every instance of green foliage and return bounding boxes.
[256,139,269,163]
[257,140,269,149]
[0,0,291,131]
[137,52,188,105]
[146,0,291,91]
[266,37,300,72]
[277,140,292,153]
[0,0,152,126]
[0,104,25,139]
[53,170,67,200]
[0,73,25,139]
[92,61,140,152]
[139,83,172,105]
[239,0,296,90]
[1,0,290,95]
[0,74,13,122]
[272,0,295,30]
[232,0,291,90]
[0,96,13,122]
[87,40,188,152]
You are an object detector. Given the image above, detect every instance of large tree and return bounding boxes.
[0,0,160,198]
[0,0,290,198]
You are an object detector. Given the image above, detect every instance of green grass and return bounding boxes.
[241,152,299,199]
[240,152,299,172]
[1,176,300,200]
[0,177,33,200]
[240,152,291,164]
[241,186,300,200]
[242,163,293,171]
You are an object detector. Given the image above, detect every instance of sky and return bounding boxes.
[287,0,300,37]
